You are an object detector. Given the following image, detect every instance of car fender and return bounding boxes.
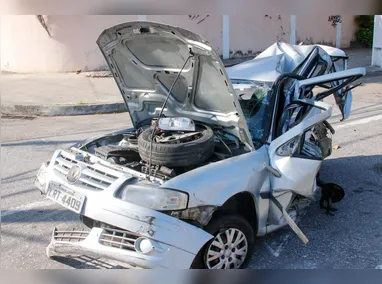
[161,147,270,209]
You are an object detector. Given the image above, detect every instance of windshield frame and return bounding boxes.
[231,79,276,148]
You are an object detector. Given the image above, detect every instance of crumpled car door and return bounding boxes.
[268,67,365,198]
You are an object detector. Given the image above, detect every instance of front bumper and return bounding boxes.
[47,227,197,269]
[36,150,214,269]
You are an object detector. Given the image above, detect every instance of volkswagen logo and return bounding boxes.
[67,165,82,184]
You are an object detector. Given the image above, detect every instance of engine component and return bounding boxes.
[119,133,139,150]
[138,123,215,167]
[94,145,140,164]
[140,162,176,180]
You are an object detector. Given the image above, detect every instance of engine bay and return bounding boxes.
[79,119,250,181]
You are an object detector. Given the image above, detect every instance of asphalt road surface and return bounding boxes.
[2,76,382,269]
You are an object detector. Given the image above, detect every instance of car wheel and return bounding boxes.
[137,123,215,167]
[191,214,254,269]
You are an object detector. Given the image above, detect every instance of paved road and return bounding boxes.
[2,76,382,269]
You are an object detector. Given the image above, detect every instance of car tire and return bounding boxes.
[137,123,215,167]
[190,214,255,269]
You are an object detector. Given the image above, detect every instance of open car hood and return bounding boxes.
[97,21,254,149]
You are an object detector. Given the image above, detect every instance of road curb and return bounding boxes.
[1,102,127,117]
[365,69,382,78]
[1,66,380,117]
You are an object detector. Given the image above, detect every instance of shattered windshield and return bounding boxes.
[232,80,273,147]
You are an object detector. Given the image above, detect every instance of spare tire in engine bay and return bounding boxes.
[138,123,215,167]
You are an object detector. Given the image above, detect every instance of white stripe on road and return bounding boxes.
[335,114,382,130]
[1,198,54,217]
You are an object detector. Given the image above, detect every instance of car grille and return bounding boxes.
[99,227,140,252]
[53,228,90,242]
[53,151,122,191]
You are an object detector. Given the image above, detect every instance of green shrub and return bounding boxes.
[355,15,374,47]
[355,27,374,47]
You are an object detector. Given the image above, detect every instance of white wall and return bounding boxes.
[296,15,356,47]
[1,15,359,73]
[1,15,137,72]
[229,14,291,56]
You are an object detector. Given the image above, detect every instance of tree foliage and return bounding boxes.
[355,15,374,47]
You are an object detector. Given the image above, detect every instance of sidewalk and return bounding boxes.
[1,48,381,117]
[1,73,125,116]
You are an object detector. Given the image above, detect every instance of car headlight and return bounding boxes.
[117,185,188,211]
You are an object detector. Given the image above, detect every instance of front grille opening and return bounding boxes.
[53,152,121,191]
[100,228,138,251]
[53,229,89,242]
[61,155,78,164]
[80,217,140,252]
[100,226,140,252]
[87,166,119,180]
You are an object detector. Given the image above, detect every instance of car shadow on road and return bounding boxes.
[50,255,131,269]
[1,139,80,147]
[1,209,79,224]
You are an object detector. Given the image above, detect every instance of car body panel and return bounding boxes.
[97,21,254,149]
[268,68,365,198]
[269,100,332,197]
[227,42,356,120]
[162,145,272,234]
[226,42,347,83]
[161,146,269,207]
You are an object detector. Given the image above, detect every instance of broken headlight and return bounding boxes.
[118,185,188,211]
[170,206,217,226]
[276,136,301,156]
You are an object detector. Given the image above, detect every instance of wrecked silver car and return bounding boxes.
[35,22,365,269]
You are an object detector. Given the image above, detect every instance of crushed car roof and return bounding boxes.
[226,42,348,82]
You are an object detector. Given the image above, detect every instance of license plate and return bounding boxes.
[47,182,85,214]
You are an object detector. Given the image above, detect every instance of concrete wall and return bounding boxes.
[229,15,291,56]
[1,15,358,73]
[296,15,356,47]
[1,15,138,72]
[372,15,382,67]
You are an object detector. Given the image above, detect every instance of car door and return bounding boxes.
[268,68,365,198]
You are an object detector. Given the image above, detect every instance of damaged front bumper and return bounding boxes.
[36,150,213,269]
[47,226,198,269]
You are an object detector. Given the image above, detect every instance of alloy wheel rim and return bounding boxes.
[205,228,248,269]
